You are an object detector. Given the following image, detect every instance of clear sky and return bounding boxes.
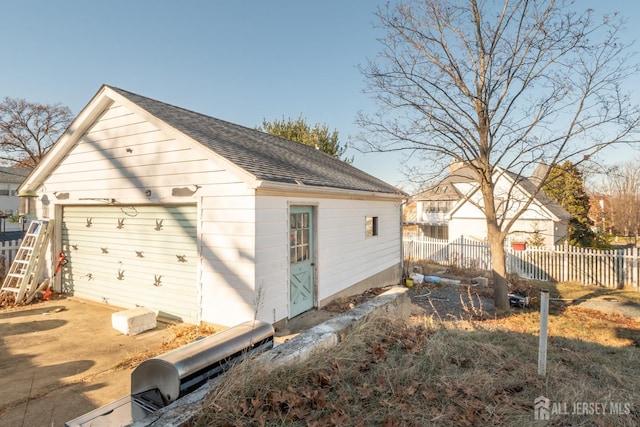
[1,1,639,191]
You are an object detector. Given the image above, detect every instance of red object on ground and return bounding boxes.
[42,286,52,301]
[54,252,67,275]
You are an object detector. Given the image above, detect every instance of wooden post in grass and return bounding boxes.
[538,289,549,377]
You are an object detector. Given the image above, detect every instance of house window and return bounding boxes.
[366,216,378,237]
[421,225,448,240]
[425,201,451,213]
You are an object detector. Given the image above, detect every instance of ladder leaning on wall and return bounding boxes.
[0,220,52,304]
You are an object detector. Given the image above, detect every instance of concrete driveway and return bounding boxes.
[0,296,175,427]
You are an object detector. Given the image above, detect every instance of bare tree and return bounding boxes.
[603,161,640,243]
[0,97,73,167]
[358,0,640,309]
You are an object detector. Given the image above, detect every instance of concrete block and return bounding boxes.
[112,307,157,335]
[475,277,489,288]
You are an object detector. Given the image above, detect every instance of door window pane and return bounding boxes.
[290,212,311,264]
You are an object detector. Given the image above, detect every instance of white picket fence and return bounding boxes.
[403,235,640,290]
[0,239,23,276]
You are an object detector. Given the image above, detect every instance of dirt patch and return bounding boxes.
[322,287,390,313]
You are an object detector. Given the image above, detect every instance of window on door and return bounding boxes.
[290,212,310,263]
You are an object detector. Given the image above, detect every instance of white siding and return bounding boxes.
[255,195,402,324]
[36,100,259,326]
[199,191,258,326]
[38,102,237,202]
[449,217,560,247]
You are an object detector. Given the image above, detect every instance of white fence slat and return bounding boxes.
[403,235,640,290]
[0,238,23,275]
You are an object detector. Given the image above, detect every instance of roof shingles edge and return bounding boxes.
[109,86,405,196]
[0,167,31,184]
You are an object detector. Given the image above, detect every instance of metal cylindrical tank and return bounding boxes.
[131,320,274,404]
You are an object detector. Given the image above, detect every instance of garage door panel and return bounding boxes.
[64,247,198,266]
[64,244,197,260]
[62,224,197,240]
[62,205,198,323]
[63,262,195,286]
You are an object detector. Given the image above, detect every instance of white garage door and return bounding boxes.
[61,204,198,323]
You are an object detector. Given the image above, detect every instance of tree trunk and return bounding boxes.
[491,242,509,310]
[487,224,510,310]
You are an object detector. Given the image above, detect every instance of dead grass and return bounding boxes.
[112,322,221,370]
[509,278,640,306]
[194,304,640,426]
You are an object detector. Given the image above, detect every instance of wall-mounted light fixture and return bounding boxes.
[18,189,37,216]
[145,190,152,197]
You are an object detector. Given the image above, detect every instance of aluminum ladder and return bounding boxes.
[1,220,52,303]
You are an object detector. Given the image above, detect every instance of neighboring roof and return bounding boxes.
[412,164,570,221]
[0,167,31,184]
[413,166,477,201]
[107,86,404,196]
[509,171,571,221]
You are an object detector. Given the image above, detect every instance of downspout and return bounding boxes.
[400,197,409,282]
[197,196,204,325]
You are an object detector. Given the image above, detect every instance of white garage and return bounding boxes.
[18,85,405,327]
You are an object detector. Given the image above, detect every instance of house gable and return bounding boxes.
[21,87,258,195]
[405,164,570,245]
[446,167,567,222]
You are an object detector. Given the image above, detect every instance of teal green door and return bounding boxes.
[290,206,315,317]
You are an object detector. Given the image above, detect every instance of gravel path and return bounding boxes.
[408,281,495,320]
[408,280,640,322]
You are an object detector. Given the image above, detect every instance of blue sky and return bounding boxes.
[1,1,639,191]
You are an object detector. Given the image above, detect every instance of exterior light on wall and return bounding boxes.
[145,190,152,197]
[18,189,38,217]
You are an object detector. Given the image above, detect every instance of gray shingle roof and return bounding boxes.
[509,171,571,221]
[0,167,31,184]
[414,166,477,201]
[109,87,404,196]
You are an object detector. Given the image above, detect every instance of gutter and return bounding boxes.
[254,180,406,201]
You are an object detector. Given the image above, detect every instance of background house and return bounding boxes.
[18,85,406,327]
[0,167,31,232]
[404,164,570,247]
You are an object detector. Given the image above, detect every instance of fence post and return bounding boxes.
[635,247,640,290]
[538,289,549,377]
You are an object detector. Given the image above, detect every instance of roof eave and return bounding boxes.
[255,180,406,200]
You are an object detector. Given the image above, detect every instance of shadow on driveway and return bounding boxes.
[0,296,174,427]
